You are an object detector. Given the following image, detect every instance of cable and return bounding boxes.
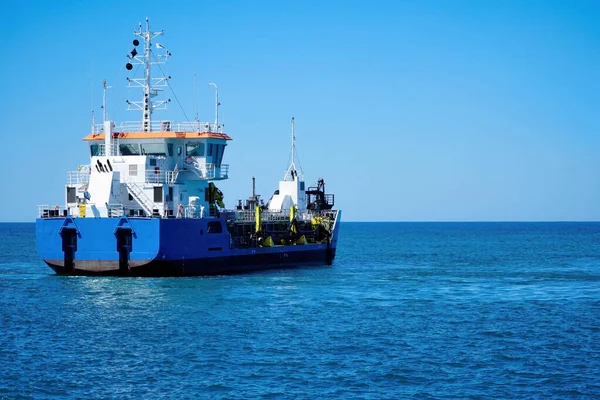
[153,53,191,124]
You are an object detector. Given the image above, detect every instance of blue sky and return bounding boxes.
[2,0,599,221]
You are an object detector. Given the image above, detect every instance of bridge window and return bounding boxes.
[217,144,226,165]
[90,144,101,156]
[120,143,140,155]
[186,141,205,157]
[141,143,166,155]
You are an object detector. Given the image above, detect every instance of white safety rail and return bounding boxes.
[229,209,336,223]
[183,162,229,180]
[37,205,50,218]
[145,169,171,185]
[93,121,223,134]
[37,204,64,218]
[107,203,124,218]
[66,165,91,185]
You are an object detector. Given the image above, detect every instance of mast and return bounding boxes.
[142,18,152,131]
[125,18,170,132]
[209,82,219,131]
[284,117,303,181]
[102,80,114,156]
[102,79,111,122]
[291,117,295,170]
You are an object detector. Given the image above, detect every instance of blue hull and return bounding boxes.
[36,214,340,276]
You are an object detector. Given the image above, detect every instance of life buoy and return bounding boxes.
[54,205,60,211]
[185,156,193,165]
[177,204,185,218]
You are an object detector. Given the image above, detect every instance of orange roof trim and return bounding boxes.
[83,131,232,141]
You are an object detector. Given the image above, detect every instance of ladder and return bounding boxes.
[124,180,155,216]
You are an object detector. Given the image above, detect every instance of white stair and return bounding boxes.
[124,180,155,215]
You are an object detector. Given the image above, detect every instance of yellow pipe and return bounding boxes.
[255,205,262,232]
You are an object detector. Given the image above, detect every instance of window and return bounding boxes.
[300,181,305,191]
[207,221,222,234]
[90,144,101,156]
[208,143,214,159]
[141,143,166,155]
[149,158,157,167]
[129,164,138,176]
[214,145,221,165]
[128,193,133,201]
[120,143,140,155]
[67,187,76,203]
[211,144,226,165]
[153,186,163,202]
[167,143,173,156]
[186,141,205,157]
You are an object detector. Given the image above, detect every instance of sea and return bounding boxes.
[1,222,599,399]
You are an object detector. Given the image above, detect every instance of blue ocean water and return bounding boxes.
[1,222,599,399]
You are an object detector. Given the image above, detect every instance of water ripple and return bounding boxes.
[1,222,599,398]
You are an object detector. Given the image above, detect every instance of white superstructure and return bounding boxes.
[64,19,231,219]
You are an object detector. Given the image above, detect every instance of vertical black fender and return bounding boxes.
[114,216,135,276]
[60,228,78,273]
[58,217,80,274]
[116,228,133,275]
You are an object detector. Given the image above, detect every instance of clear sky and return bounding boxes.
[1,0,599,222]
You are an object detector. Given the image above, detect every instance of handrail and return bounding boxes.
[92,120,223,134]
[227,209,337,223]
[66,169,91,185]
[182,158,229,180]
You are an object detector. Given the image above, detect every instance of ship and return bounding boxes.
[35,19,341,277]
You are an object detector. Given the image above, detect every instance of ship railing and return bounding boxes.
[37,204,50,218]
[230,210,288,222]
[183,158,229,180]
[37,204,66,218]
[107,203,124,218]
[145,169,170,184]
[229,209,335,223]
[92,121,223,134]
[66,165,91,185]
[302,209,338,220]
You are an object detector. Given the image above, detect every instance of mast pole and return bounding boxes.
[102,79,110,122]
[209,82,219,130]
[143,17,152,132]
[291,117,295,169]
